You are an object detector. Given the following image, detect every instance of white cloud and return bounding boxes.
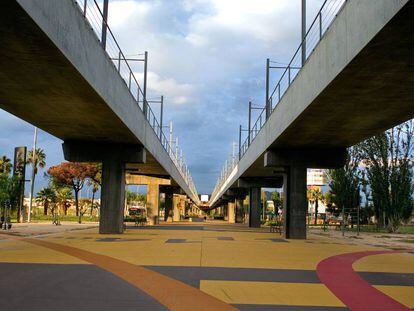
[145,72,197,105]
[1,0,328,193]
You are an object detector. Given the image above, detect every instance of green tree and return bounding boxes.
[36,187,56,215]
[26,148,46,175]
[327,147,360,224]
[358,120,414,232]
[78,198,92,224]
[308,188,323,225]
[48,162,98,219]
[0,155,12,175]
[87,164,101,217]
[0,174,20,211]
[56,187,73,216]
[271,191,283,213]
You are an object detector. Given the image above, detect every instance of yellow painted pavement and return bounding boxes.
[0,239,88,264]
[1,223,414,309]
[374,285,414,308]
[200,280,345,307]
[353,252,414,273]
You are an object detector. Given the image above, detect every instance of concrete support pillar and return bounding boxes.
[164,190,173,222]
[223,204,228,221]
[235,199,244,223]
[62,141,145,234]
[173,195,181,222]
[100,158,125,234]
[249,187,261,228]
[285,166,307,239]
[146,183,160,225]
[228,202,236,223]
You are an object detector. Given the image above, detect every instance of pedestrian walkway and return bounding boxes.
[1,222,413,310]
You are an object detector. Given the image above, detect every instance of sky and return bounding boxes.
[0,0,325,195]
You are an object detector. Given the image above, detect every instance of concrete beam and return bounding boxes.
[63,141,146,163]
[226,188,248,199]
[159,185,181,194]
[125,174,170,186]
[264,148,346,169]
[236,177,284,189]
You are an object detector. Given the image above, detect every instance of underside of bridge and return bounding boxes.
[0,0,198,233]
[210,0,414,239]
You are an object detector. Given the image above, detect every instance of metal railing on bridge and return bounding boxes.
[74,0,198,199]
[211,0,346,202]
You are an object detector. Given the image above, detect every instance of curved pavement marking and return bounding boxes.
[1,234,236,311]
[316,250,410,311]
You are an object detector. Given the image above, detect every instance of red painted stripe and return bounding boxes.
[316,250,410,311]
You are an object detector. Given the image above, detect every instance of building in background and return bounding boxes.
[307,169,326,186]
[307,169,327,220]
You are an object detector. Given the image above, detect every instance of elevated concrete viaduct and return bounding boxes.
[0,0,199,233]
[210,0,414,238]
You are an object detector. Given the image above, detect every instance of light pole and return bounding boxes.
[160,96,164,139]
[265,59,270,119]
[302,0,307,67]
[101,0,109,49]
[175,137,179,163]
[248,101,252,145]
[143,51,148,117]
[169,121,173,156]
[146,96,164,138]
[112,52,148,114]
[28,127,37,223]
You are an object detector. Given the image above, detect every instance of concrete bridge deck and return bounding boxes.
[0,0,199,232]
[210,0,414,238]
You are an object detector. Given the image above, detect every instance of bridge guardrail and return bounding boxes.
[74,0,198,200]
[211,0,346,203]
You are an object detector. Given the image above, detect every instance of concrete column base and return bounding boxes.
[235,199,244,223]
[228,202,236,223]
[100,158,125,234]
[249,187,261,228]
[146,183,160,225]
[164,191,173,222]
[285,166,307,239]
[173,195,181,222]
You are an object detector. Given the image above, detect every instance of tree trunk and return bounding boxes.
[64,204,68,216]
[314,199,318,225]
[74,189,79,216]
[90,191,95,217]
[44,201,48,215]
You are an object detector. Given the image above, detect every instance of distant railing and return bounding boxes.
[74,0,198,199]
[211,0,346,202]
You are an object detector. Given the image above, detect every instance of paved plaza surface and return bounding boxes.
[0,222,413,310]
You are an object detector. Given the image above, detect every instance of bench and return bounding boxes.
[135,218,147,226]
[270,224,282,234]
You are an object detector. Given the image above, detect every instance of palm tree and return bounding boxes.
[307,188,323,225]
[27,148,46,175]
[36,187,56,215]
[312,188,323,225]
[56,187,73,216]
[87,164,101,218]
[0,155,12,175]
